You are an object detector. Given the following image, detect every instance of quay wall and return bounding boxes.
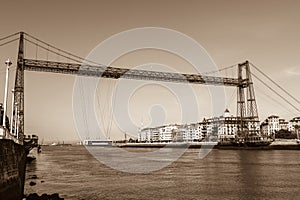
[0,139,26,200]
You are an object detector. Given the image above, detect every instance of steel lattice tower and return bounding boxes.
[14,32,25,144]
[237,61,259,138]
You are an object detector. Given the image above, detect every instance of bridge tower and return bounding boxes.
[237,61,259,138]
[14,32,25,143]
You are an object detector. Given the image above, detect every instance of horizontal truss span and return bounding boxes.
[24,59,239,86]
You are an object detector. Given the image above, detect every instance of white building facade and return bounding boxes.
[138,109,260,143]
[288,117,300,132]
[260,115,279,136]
[260,115,300,136]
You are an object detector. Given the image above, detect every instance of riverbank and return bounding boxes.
[24,193,64,200]
[114,139,300,150]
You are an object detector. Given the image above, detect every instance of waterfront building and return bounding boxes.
[260,121,269,136]
[174,122,207,142]
[288,117,300,132]
[279,119,289,130]
[174,124,185,142]
[158,124,179,142]
[260,115,300,136]
[138,127,159,142]
[260,115,279,136]
[138,124,179,143]
[206,109,241,142]
[138,109,260,143]
[183,123,202,141]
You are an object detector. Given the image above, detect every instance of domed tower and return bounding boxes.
[224,108,230,118]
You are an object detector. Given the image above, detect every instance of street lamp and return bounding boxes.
[3,59,12,128]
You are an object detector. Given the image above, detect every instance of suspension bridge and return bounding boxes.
[0,32,299,144]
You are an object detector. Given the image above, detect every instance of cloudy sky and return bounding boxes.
[0,0,299,142]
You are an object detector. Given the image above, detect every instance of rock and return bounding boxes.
[41,193,49,199]
[26,193,39,200]
[50,193,59,198]
[25,193,64,200]
[29,181,36,186]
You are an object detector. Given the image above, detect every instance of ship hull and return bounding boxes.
[0,139,27,200]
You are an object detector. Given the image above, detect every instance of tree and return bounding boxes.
[275,129,296,139]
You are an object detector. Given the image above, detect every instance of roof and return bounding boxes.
[268,115,279,118]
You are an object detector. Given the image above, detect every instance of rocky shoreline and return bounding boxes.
[25,174,64,200]
[24,193,64,200]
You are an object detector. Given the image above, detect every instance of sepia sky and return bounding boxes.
[0,0,300,142]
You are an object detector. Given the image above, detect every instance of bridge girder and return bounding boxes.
[23,59,240,86]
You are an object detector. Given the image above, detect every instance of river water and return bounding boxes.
[25,146,300,200]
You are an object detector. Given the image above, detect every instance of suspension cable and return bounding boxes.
[24,38,83,64]
[203,64,237,75]
[35,41,38,60]
[226,87,237,109]
[250,72,300,112]
[0,32,20,42]
[107,80,116,139]
[250,62,300,105]
[255,86,295,115]
[25,32,240,76]
[24,33,104,66]
[0,38,19,47]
